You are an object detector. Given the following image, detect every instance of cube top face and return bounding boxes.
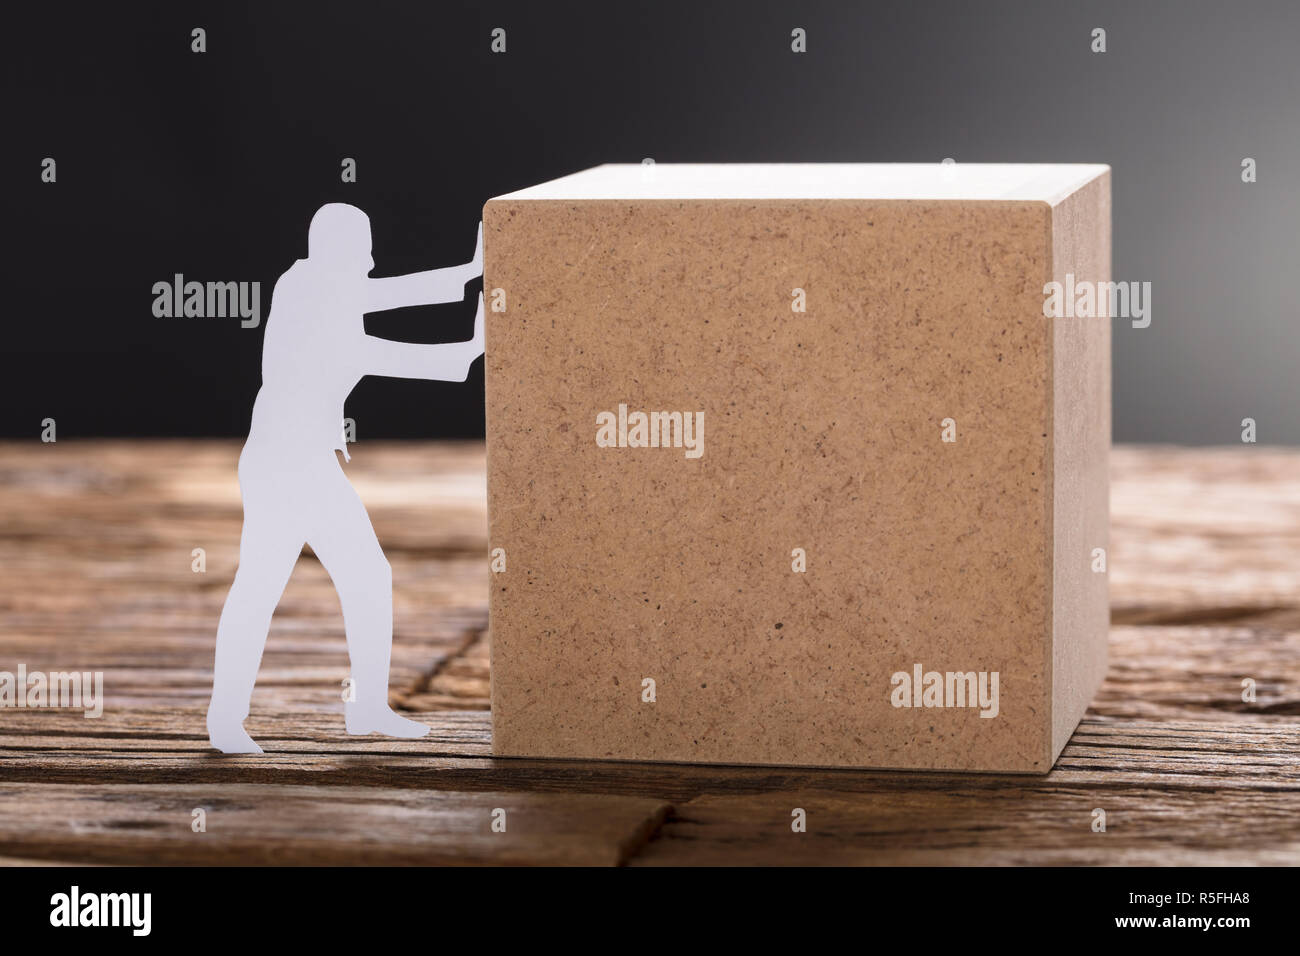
[485,164,1110,774]
[495,162,1110,203]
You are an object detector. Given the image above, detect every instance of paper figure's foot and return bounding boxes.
[207,715,264,754]
[345,705,430,739]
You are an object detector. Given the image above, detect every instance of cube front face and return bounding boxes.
[486,181,1107,773]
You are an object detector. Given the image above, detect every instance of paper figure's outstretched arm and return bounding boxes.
[366,222,483,313]
[361,293,485,382]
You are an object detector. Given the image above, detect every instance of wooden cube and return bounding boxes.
[483,164,1110,773]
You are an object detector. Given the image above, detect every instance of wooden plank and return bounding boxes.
[0,783,670,866]
[0,440,488,715]
[0,856,104,867]
[1091,625,1300,720]
[629,788,1300,866]
[1109,445,1300,616]
[2,709,1296,800]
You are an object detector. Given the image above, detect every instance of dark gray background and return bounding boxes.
[9,0,1297,442]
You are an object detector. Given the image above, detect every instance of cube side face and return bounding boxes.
[1049,174,1113,761]
[485,197,1055,772]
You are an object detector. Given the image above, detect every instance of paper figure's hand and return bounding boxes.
[469,221,483,279]
[366,221,483,313]
[473,290,485,349]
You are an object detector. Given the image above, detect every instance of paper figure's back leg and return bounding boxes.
[207,497,304,753]
[306,463,429,739]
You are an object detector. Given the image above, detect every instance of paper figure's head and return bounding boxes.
[308,203,375,274]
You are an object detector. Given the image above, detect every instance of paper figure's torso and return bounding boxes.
[245,259,368,461]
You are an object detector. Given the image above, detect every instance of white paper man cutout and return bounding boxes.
[207,202,485,753]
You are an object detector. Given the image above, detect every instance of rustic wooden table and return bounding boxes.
[0,441,1296,865]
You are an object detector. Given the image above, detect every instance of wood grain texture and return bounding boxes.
[1109,446,1300,616]
[0,783,670,866]
[0,440,488,713]
[630,788,1300,866]
[1,441,1297,865]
